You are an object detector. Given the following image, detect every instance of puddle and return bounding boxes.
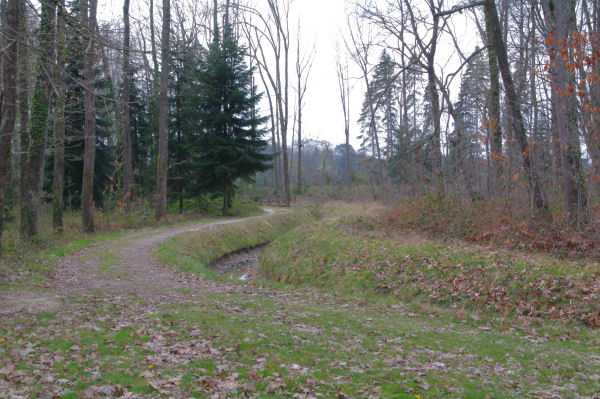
[209,245,267,281]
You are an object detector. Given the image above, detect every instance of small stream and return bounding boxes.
[208,244,267,281]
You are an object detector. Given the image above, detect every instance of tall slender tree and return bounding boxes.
[484,4,502,193]
[21,0,56,238]
[52,0,67,232]
[122,0,133,211]
[336,46,352,191]
[0,0,20,255]
[295,26,314,194]
[81,0,98,232]
[541,0,588,223]
[155,0,170,219]
[16,0,29,208]
[483,0,548,213]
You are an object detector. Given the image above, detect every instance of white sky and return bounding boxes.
[288,0,360,147]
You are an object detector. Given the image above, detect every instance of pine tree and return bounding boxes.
[188,24,272,215]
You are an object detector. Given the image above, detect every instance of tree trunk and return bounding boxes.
[223,190,230,216]
[17,0,28,207]
[436,77,477,201]
[81,0,98,233]
[484,4,502,193]
[345,125,350,191]
[551,103,562,186]
[155,0,170,219]
[122,0,133,211]
[483,0,548,213]
[367,94,385,191]
[542,0,587,223]
[0,0,20,256]
[21,0,55,238]
[297,73,302,194]
[149,0,159,86]
[52,0,66,232]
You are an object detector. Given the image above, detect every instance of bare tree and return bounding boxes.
[483,4,502,193]
[335,45,351,191]
[541,0,587,223]
[404,0,443,195]
[242,0,293,202]
[267,0,291,204]
[344,14,385,191]
[483,0,547,213]
[295,24,315,194]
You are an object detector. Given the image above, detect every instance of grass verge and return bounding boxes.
[154,209,314,279]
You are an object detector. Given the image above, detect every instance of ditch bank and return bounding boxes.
[154,208,313,280]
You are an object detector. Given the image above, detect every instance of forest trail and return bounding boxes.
[1,209,599,398]
[0,209,278,315]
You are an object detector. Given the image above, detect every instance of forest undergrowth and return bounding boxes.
[386,194,600,259]
[261,199,600,328]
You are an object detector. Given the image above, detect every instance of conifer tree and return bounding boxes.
[189,19,272,215]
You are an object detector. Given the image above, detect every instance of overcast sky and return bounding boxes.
[286,0,361,147]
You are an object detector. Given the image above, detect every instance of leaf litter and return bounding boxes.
[0,213,599,397]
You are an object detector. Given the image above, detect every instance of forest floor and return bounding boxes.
[0,205,599,398]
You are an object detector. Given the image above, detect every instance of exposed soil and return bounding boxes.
[209,244,266,279]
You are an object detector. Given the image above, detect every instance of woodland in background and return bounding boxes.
[0,0,599,257]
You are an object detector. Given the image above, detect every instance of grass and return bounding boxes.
[2,201,599,397]
[260,209,600,327]
[154,208,314,279]
[1,289,599,398]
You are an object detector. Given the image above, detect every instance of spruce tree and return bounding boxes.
[189,24,272,215]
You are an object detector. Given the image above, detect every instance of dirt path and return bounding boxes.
[0,210,278,315]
